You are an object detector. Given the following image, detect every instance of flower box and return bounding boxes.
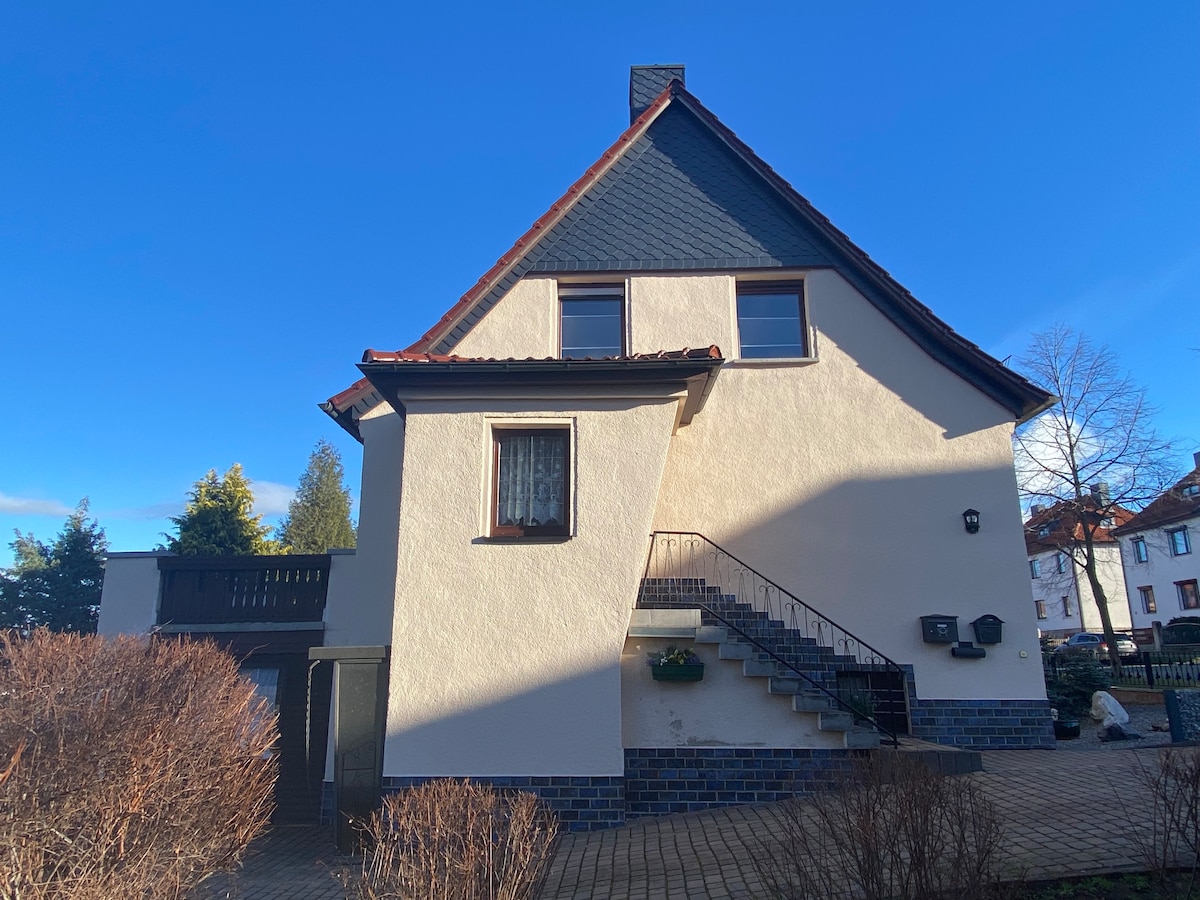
[650,663,705,682]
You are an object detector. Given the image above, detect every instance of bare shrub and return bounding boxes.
[0,630,276,900]
[1132,747,1200,899]
[752,753,1008,900]
[343,779,559,900]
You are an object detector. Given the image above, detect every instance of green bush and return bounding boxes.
[1045,656,1112,719]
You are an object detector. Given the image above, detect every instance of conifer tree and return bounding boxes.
[165,464,275,556]
[0,500,108,633]
[278,440,356,553]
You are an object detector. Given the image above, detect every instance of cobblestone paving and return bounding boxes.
[197,746,1192,900]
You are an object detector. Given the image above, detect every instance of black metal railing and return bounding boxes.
[640,531,910,741]
[157,555,330,625]
[698,604,902,747]
[1045,649,1200,690]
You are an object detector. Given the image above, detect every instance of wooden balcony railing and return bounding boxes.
[157,555,330,625]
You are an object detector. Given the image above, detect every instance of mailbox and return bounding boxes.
[971,614,1004,645]
[920,614,959,644]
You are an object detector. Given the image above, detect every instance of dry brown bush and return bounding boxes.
[1132,747,1200,899]
[0,630,276,900]
[343,779,559,900]
[752,752,1009,900]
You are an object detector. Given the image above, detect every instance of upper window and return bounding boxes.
[1061,595,1073,617]
[1029,559,1041,579]
[560,285,624,359]
[1035,600,1047,620]
[1139,586,1156,614]
[492,428,570,538]
[1169,527,1192,557]
[1056,552,1068,574]
[736,281,807,359]
[1132,537,1148,563]
[1178,580,1199,611]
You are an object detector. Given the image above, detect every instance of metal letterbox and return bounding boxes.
[920,614,959,644]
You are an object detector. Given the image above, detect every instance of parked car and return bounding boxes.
[1053,632,1138,660]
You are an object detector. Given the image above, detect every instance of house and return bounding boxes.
[1112,452,1200,631]
[1023,489,1133,640]
[101,66,1057,833]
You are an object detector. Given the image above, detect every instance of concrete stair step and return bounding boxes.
[844,727,881,749]
[767,676,804,694]
[693,626,728,643]
[817,710,855,732]
[792,692,836,713]
[718,642,752,660]
[742,659,780,678]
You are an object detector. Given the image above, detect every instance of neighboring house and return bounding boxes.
[102,66,1057,832]
[1113,452,1200,632]
[1023,489,1133,640]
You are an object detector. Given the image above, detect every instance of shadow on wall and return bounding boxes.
[657,466,1041,684]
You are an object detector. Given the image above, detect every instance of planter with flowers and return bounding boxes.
[646,645,705,682]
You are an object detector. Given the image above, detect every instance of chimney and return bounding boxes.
[630,65,685,124]
[1030,504,1044,517]
[1193,450,1200,470]
[1090,482,1111,506]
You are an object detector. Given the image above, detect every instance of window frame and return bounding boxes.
[1055,552,1068,574]
[1139,586,1156,614]
[1168,527,1192,557]
[1132,537,1148,564]
[1178,580,1200,611]
[734,280,811,361]
[489,426,572,539]
[1030,559,1041,580]
[558,283,626,359]
[1035,600,1047,620]
[1062,595,1073,617]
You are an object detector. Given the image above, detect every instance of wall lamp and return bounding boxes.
[962,509,980,534]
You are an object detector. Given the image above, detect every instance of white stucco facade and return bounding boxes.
[1118,515,1200,631]
[346,267,1051,779]
[1028,544,1132,638]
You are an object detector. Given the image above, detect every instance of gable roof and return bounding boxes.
[1112,457,1200,535]
[324,76,1053,438]
[1024,497,1135,555]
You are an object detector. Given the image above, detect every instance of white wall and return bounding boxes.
[374,395,679,776]
[1029,545,1131,636]
[97,552,167,635]
[1120,516,1200,630]
[644,270,1047,701]
[621,637,842,748]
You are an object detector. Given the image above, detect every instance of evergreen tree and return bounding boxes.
[165,464,275,556]
[278,440,356,553]
[0,500,108,634]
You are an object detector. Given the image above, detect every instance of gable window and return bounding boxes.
[560,285,624,359]
[1035,600,1047,620]
[1029,559,1041,579]
[1184,484,1199,498]
[1169,527,1191,557]
[1178,580,1199,611]
[1132,538,1148,563]
[1139,586,1156,614]
[736,281,807,359]
[492,428,570,537]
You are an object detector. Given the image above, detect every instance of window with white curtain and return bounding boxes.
[492,428,570,537]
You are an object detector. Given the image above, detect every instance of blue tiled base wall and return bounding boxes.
[321,750,858,832]
[623,747,855,819]
[909,698,1055,749]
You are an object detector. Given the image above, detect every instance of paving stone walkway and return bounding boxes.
[195,746,1193,899]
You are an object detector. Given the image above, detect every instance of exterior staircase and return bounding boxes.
[634,532,915,748]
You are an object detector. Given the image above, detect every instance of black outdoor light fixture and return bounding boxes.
[962,509,980,534]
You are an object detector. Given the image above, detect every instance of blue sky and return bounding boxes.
[1,1,1196,553]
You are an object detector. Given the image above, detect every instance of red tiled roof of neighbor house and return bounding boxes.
[1024,498,1135,555]
[1112,458,1200,535]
